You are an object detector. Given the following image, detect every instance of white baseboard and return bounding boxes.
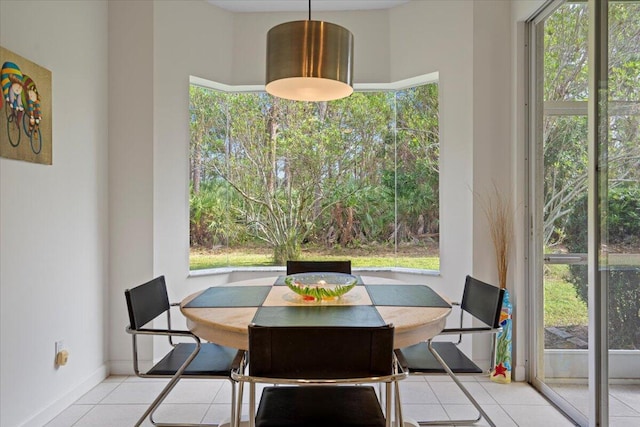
[109,360,135,375]
[515,365,526,381]
[109,359,151,375]
[20,364,109,427]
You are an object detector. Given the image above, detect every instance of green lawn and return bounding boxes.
[190,252,276,269]
[544,264,588,327]
[189,251,440,271]
[544,277,588,326]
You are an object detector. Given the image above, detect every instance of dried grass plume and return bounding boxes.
[478,186,514,289]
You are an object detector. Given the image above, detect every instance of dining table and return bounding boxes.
[180,274,452,427]
[180,274,451,351]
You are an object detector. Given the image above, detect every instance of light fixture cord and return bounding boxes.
[308,0,311,20]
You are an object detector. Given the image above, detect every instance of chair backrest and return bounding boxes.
[286,260,351,275]
[460,275,505,329]
[248,324,394,379]
[125,276,170,330]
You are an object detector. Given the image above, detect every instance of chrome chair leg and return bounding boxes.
[385,382,392,427]
[230,379,237,427]
[414,341,495,427]
[234,379,244,427]
[145,378,227,427]
[141,346,202,427]
[249,382,256,427]
[144,372,183,426]
[394,380,405,427]
[142,374,235,427]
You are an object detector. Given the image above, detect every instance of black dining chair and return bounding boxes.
[125,276,244,427]
[394,275,505,427]
[232,324,406,427]
[286,260,351,275]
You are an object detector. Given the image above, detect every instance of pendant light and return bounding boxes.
[265,0,354,102]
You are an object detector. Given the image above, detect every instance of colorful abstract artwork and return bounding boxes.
[491,288,512,383]
[1,46,52,165]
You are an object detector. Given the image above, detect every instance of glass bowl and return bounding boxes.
[284,272,358,301]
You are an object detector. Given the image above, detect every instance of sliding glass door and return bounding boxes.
[529,1,640,425]
[598,1,640,424]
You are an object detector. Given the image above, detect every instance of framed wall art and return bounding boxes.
[1,46,52,165]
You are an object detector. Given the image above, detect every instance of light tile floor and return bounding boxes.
[46,374,579,427]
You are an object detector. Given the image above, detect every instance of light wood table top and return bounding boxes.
[180,275,451,350]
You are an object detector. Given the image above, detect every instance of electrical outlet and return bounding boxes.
[55,340,69,366]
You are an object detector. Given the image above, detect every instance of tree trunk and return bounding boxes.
[273,240,301,265]
[267,99,280,193]
[192,143,202,194]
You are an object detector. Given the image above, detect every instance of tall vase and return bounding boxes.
[491,288,512,383]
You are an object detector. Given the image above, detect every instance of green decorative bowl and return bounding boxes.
[284,272,358,301]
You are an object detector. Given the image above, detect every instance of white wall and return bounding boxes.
[0,1,109,426]
[152,0,235,361]
[152,0,233,293]
[513,0,546,21]
[471,1,515,369]
[471,0,512,290]
[108,0,156,374]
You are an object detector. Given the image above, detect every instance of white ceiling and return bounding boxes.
[207,0,410,13]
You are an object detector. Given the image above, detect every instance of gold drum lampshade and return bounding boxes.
[266,20,354,102]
